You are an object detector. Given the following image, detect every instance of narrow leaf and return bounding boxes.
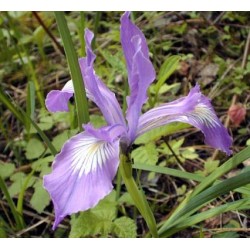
[55,12,89,130]
[165,198,250,237]
[191,145,250,197]
[0,87,26,126]
[159,170,250,236]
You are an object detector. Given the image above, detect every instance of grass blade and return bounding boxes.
[93,12,101,49]
[163,198,250,237]
[190,145,250,198]
[0,176,24,230]
[26,81,36,133]
[0,87,26,126]
[133,162,250,195]
[5,12,45,108]
[159,170,250,236]
[79,12,86,57]
[54,12,89,130]
[134,163,203,182]
[17,169,35,218]
[0,89,57,156]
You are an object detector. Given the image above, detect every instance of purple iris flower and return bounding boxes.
[44,12,232,229]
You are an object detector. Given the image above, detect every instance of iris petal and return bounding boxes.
[45,80,74,112]
[120,12,155,141]
[45,30,125,128]
[43,125,121,229]
[79,29,126,127]
[137,84,232,155]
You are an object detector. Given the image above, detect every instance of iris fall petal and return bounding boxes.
[137,84,232,155]
[43,126,121,229]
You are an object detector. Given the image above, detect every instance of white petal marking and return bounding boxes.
[187,104,220,128]
[69,135,114,177]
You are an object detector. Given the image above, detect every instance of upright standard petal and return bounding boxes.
[79,29,126,127]
[137,84,232,155]
[120,12,155,142]
[45,80,74,112]
[43,125,122,229]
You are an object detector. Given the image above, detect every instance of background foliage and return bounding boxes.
[0,11,249,238]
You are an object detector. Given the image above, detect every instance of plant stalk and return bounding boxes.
[119,154,158,237]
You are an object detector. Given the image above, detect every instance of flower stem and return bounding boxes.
[119,154,158,237]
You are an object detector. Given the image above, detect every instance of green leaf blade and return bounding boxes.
[54,12,89,130]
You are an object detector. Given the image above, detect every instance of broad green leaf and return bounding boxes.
[8,172,26,197]
[52,130,78,152]
[157,82,181,95]
[198,160,220,176]
[169,138,184,151]
[32,156,54,168]
[0,162,15,180]
[19,107,57,156]
[113,217,137,238]
[28,109,55,134]
[40,165,51,177]
[181,148,199,160]
[51,111,71,124]
[31,155,54,174]
[135,122,190,144]
[161,138,184,155]
[155,55,181,91]
[29,116,53,133]
[69,191,117,238]
[25,138,45,160]
[132,143,158,165]
[69,191,137,238]
[151,55,181,106]
[30,180,50,213]
[99,49,126,73]
[204,160,220,173]
[91,191,117,220]
[118,192,135,206]
[70,211,113,238]
[90,115,106,128]
[8,172,35,197]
